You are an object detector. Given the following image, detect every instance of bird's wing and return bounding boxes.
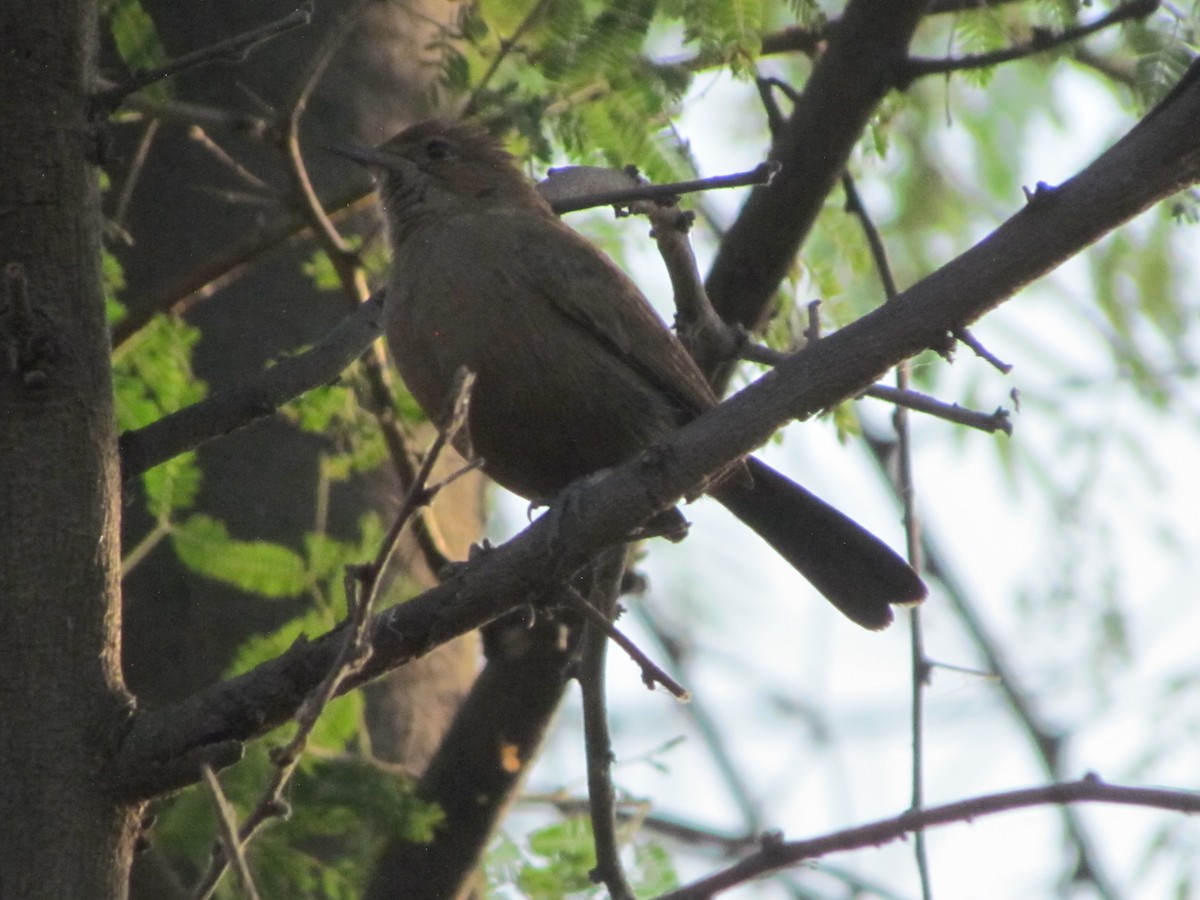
[513,212,720,417]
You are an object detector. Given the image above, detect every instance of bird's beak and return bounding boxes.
[324,142,397,170]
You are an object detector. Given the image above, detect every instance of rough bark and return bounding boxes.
[0,0,139,896]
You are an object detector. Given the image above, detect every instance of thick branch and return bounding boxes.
[705,0,927,355]
[110,60,1200,797]
[118,293,383,478]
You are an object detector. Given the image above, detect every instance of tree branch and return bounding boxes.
[100,4,314,108]
[118,292,383,478]
[704,0,929,373]
[657,777,1200,899]
[899,0,1160,86]
[110,57,1200,800]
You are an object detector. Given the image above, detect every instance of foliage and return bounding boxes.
[152,748,442,899]
[486,818,679,898]
[104,0,171,102]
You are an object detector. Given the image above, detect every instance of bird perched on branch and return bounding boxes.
[329,119,925,629]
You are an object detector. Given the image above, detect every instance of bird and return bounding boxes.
[329,119,926,629]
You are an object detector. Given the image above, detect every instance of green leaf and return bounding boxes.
[518,817,597,897]
[151,749,442,900]
[303,513,384,585]
[101,248,126,321]
[226,606,332,676]
[143,450,201,519]
[112,313,207,431]
[630,841,679,895]
[107,0,168,70]
[306,691,363,753]
[105,295,128,326]
[676,0,764,72]
[105,0,171,102]
[282,380,357,433]
[172,514,308,598]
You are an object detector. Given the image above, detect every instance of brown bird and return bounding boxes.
[330,119,925,629]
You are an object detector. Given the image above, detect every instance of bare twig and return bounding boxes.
[101,4,314,107]
[360,369,476,597]
[279,0,370,270]
[198,766,261,900]
[632,604,763,833]
[841,170,932,897]
[739,339,1012,434]
[188,373,473,900]
[666,2,1027,73]
[863,384,1012,434]
[187,125,274,194]
[114,91,277,138]
[840,173,896,298]
[549,164,778,215]
[862,419,1120,899]
[754,77,790,137]
[110,185,373,349]
[575,551,637,900]
[562,588,688,700]
[956,326,1013,373]
[900,0,1160,86]
[658,777,1200,899]
[112,120,160,230]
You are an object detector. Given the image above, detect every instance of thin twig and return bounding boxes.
[841,173,897,298]
[841,170,932,897]
[667,0,1036,74]
[576,551,637,900]
[279,0,371,267]
[114,91,277,138]
[353,343,459,579]
[657,777,1200,899]
[188,373,474,900]
[550,163,779,215]
[198,766,261,900]
[360,369,476,595]
[110,185,374,350]
[863,384,1012,434]
[461,0,555,118]
[754,77,789,137]
[955,326,1013,373]
[112,120,160,230]
[739,338,1012,433]
[899,0,1159,85]
[187,125,274,194]
[861,418,1120,899]
[562,588,688,700]
[632,603,763,833]
[101,4,314,107]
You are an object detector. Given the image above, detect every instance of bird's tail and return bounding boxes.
[711,456,926,630]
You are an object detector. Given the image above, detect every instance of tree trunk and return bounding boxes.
[0,0,139,896]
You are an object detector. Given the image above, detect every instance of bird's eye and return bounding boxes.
[424,138,454,161]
